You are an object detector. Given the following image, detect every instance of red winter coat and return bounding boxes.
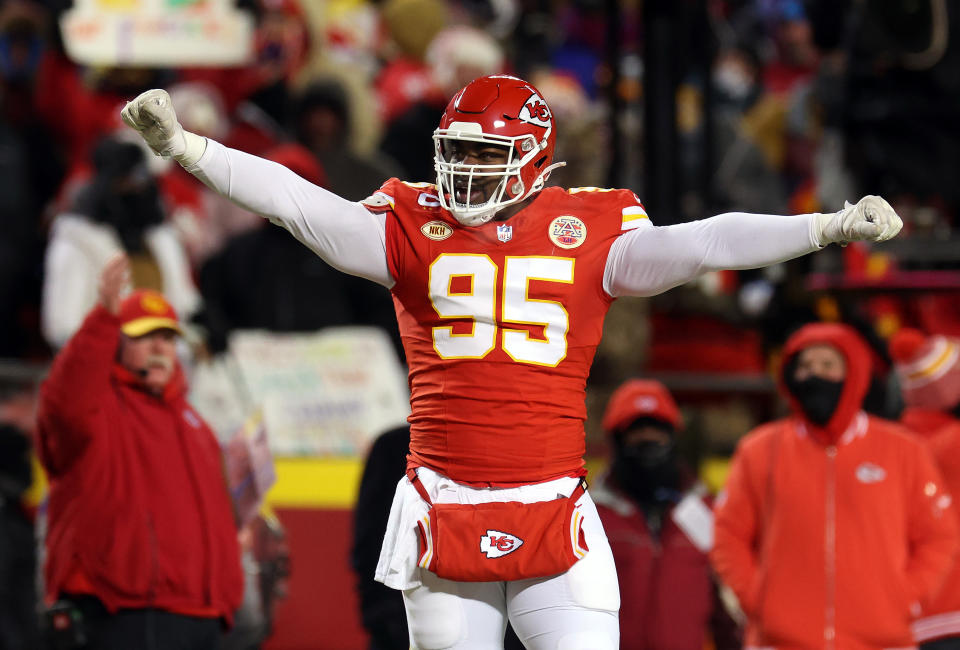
[903,408,960,642]
[36,306,244,622]
[593,475,741,650]
[712,323,958,650]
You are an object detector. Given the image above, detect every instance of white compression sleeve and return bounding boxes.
[183,139,394,288]
[603,212,821,298]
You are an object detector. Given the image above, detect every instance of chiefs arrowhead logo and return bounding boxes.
[518,92,551,127]
[480,530,524,558]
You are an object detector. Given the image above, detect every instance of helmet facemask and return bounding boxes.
[433,123,552,227]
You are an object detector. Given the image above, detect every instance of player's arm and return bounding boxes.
[120,89,394,288]
[604,201,902,298]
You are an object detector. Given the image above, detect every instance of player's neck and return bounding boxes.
[492,196,536,222]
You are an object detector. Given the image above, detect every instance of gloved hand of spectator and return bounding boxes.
[120,89,207,166]
[815,195,903,246]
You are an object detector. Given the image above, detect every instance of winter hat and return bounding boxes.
[890,328,960,411]
[602,379,682,436]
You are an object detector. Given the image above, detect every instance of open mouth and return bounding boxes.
[454,186,489,204]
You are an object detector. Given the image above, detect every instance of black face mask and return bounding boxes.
[951,400,960,419]
[611,438,680,505]
[787,375,844,426]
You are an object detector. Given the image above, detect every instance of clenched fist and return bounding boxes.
[815,195,903,246]
[120,89,207,166]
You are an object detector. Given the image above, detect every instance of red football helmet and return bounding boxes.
[433,75,564,226]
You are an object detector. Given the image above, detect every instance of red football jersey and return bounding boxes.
[368,179,649,485]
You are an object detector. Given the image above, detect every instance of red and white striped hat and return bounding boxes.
[890,328,960,411]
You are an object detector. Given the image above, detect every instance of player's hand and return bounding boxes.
[816,195,903,246]
[98,254,130,315]
[120,89,206,166]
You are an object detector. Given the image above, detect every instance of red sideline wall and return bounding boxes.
[265,508,369,649]
[262,458,372,649]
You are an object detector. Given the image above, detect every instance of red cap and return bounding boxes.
[118,290,182,338]
[602,379,682,435]
[890,327,960,411]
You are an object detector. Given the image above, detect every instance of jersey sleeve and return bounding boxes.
[186,139,393,287]
[614,191,653,233]
[361,178,406,285]
[602,210,819,298]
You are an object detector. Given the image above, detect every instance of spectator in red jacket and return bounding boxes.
[593,379,742,649]
[712,322,958,649]
[36,254,244,649]
[891,328,960,648]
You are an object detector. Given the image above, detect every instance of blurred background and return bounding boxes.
[2,0,960,647]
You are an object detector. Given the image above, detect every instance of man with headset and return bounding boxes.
[37,255,243,649]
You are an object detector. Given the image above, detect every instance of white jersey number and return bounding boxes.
[428,254,575,366]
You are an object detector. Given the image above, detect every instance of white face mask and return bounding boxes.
[432,122,563,227]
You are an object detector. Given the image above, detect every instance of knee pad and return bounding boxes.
[557,630,618,650]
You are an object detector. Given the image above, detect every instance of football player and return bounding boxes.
[122,75,902,649]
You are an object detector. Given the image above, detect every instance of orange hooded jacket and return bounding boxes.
[711,323,958,650]
[902,408,960,642]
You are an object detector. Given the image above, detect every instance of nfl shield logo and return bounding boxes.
[497,224,513,243]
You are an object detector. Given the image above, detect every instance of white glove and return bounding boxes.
[120,89,207,166]
[814,195,903,246]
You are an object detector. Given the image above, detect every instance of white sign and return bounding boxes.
[60,0,254,67]
[191,327,410,457]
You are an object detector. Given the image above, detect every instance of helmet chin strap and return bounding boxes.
[531,162,566,192]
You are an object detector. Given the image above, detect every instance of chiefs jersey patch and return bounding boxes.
[548,216,587,249]
[420,220,453,241]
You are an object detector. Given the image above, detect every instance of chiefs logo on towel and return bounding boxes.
[480,530,524,558]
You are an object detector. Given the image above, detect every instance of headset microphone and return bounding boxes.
[136,368,149,378]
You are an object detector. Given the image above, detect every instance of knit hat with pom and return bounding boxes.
[889,328,960,411]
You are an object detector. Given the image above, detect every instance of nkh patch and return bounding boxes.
[480,530,524,558]
[420,220,453,241]
[497,224,513,242]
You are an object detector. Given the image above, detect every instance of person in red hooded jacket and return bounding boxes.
[593,379,742,649]
[36,254,244,649]
[712,322,958,650]
[890,328,960,648]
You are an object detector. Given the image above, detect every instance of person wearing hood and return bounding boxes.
[36,255,243,648]
[891,328,960,648]
[41,137,200,350]
[593,379,742,649]
[711,322,958,650]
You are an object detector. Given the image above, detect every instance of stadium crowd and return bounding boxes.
[1,0,960,648]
